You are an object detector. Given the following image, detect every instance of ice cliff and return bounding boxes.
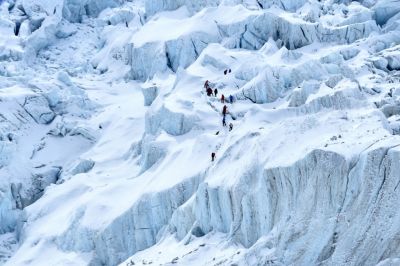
[0,0,400,265]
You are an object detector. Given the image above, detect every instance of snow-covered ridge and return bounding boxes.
[0,0,400,265]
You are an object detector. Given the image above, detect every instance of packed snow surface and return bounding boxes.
[0,0,400,265]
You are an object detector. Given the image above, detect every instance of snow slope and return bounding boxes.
[0,0,400,265]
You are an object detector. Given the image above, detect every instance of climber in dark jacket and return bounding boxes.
[229,123,233,131]
[224,69,227,75]
[388,88,394,97]
[207,87,213,96]
[222,116,226,127]
[222,105,227,115]
[214,88,218,97]
[211,152,216,162]
[204,80,209,89]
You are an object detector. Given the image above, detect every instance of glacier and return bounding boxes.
[0,0,400,265]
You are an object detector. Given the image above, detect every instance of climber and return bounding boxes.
[229,123,233,131]
[207,87,213,96]
[211,152,216,162]
[204,80,209,89]
[229,69,231,73]
[214,88,218,97]
[125,21,129,28]
[388,88,393,97]
[229,95,234,103]
[222,116,226,127]
[224,69,227,75]
[221,94,225,103]
[222,105,227,115]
